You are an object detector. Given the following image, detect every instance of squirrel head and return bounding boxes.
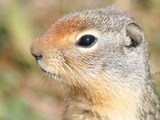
[30,5,148,88]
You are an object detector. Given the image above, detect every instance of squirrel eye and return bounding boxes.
[77,35,96,47]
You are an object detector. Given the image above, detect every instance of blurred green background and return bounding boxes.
[0,0,160,120]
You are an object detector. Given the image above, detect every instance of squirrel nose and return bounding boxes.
[30,40,43,60]
[31,53,43,60]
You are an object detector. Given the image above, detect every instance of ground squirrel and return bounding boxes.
[30,5,160,120]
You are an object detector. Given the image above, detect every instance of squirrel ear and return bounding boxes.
[124,22,144,48]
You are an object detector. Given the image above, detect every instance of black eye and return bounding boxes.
[77,35,97,47]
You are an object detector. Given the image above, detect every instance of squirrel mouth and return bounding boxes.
[40,67,60,79]
[37,61,60,78]
[41,67,47,73]
[40,67,53,74]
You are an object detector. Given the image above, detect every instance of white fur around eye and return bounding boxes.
[75,30,101,52]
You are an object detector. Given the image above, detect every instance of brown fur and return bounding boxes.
[30,5,160,120]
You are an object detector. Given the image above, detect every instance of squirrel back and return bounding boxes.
[30,5,160,120]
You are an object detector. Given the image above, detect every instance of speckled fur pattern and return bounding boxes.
[30,5,160,120]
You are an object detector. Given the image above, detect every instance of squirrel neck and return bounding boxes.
[64,77,143,120]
